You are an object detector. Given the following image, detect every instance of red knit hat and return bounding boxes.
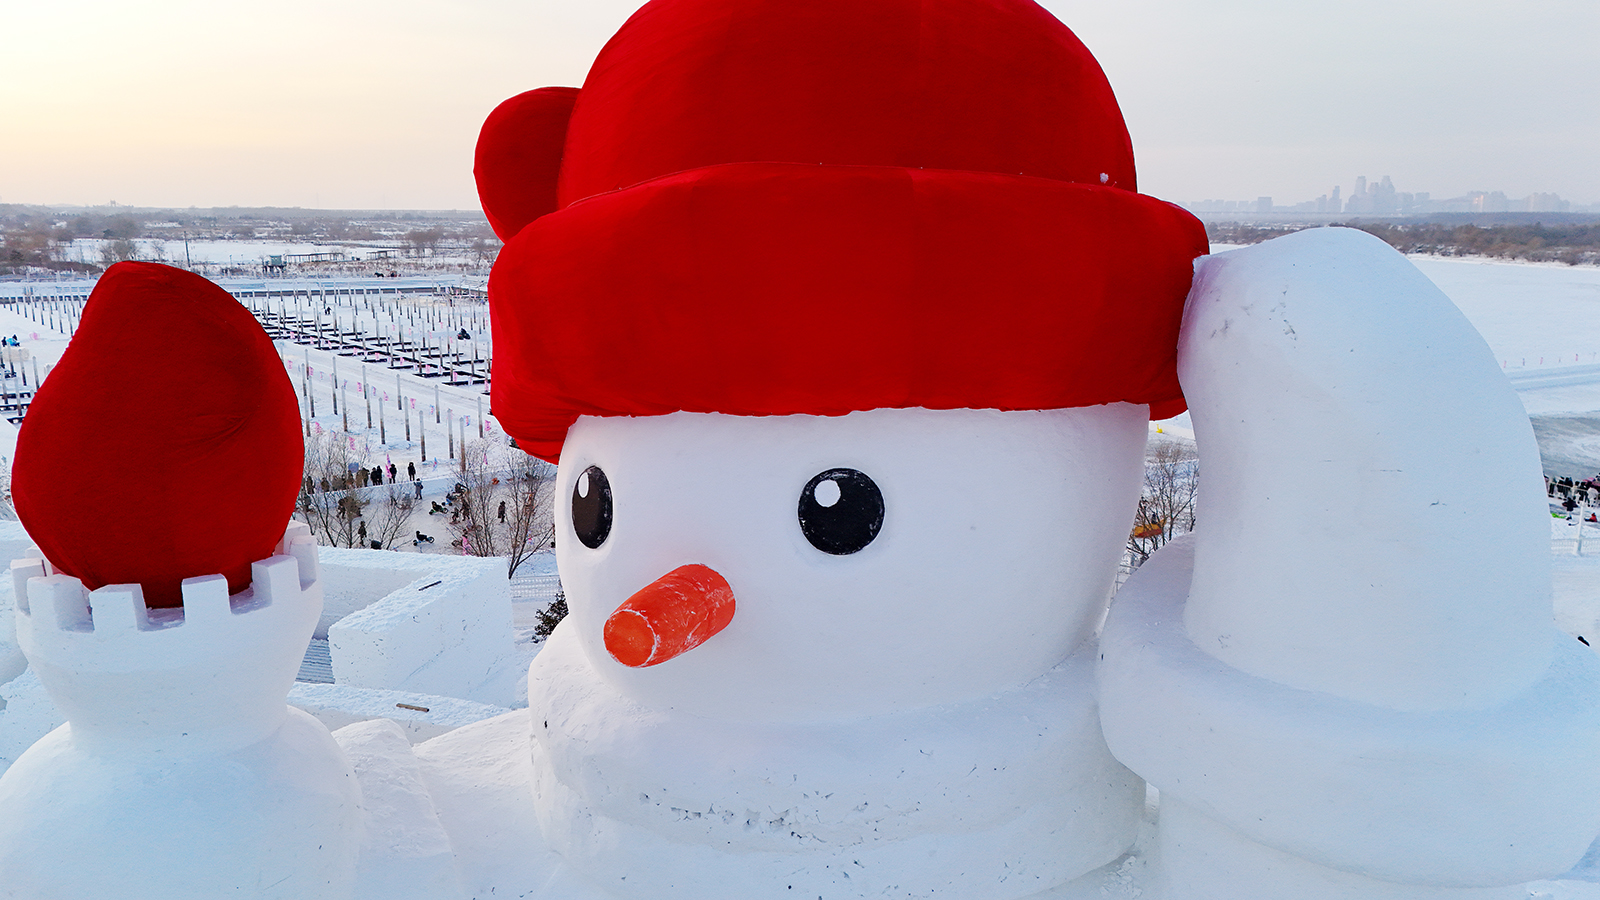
[477,0,1208,463]
[14,262,303,607]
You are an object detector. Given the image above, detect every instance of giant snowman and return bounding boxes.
[4,0,1600,898]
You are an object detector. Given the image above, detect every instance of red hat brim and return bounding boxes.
[490,162,1207,463]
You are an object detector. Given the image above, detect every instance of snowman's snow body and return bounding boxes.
[526,406,1148,897]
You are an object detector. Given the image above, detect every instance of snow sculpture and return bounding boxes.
[0,522,362,899]
[1098,228,1600,899]
[324,551,519,706]
[0,259,351,899]
[0,2,1592,899]
[476,0,1205,895]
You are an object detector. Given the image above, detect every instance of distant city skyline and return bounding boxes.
[2,1,1595,210]
[1182,175,1598,217]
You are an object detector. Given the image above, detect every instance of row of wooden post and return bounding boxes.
[292,348,485,462]
[252,285,490,384]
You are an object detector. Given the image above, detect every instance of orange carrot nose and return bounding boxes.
[603,564,736,667]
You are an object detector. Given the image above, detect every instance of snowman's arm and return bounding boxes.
[1095,227,1600,895]
[1172,226,1553,709]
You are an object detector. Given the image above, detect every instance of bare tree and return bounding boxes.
[468,237,500,268]
[296,433,422,550]
[298,486,365,548]
[501,453,558,575]
[99,238,138,266]
[364,485,417,550]
[1127,438,1199,570]
[296,432,370,548]
[404,228,445,256]
[449,437,556,576]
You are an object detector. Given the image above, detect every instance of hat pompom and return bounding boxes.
[475,86,580,242]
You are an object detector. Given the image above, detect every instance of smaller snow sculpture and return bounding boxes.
[0,260,355,899]
[0,522,362,899]
[1098,228,1600,900]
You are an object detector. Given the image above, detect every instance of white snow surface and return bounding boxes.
[319,547,518,707]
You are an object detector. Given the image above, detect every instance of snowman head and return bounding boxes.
[479,0,1208,717]
[555,406,1147,721]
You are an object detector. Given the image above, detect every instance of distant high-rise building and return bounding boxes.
[1525,193,1570,213]
[1374,176,1397,214]
[1330,186,1342,213]
[1339,175,1400,215]
[1472,191,1511,213]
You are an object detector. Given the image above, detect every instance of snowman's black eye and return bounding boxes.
[798,468,884,555]
[571,465,613,549]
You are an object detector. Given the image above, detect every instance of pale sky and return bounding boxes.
[2,0,1595,211]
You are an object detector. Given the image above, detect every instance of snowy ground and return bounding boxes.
[1414,256,1600,374]
[57,237,492,277]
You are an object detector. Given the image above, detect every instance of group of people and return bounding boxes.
[303,460,421,494]
[427,481,472,523]
[367,461,420,486]
[301,466,513,550]
[1549,474,1600,520]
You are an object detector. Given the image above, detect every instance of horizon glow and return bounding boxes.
[2,0,1595,210]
